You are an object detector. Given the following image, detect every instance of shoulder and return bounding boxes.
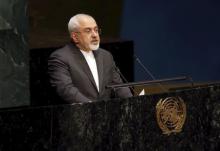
[49,43,78,61]
[51,43,76,56]
[96,48,113,58]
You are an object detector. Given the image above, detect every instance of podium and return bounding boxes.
[0,84,220,150]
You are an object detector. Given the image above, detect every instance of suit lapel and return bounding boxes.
[93,50,103,93]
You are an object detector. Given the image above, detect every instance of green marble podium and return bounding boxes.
[0,84,220,150]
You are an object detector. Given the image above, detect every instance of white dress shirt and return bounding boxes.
[80,50,99,91]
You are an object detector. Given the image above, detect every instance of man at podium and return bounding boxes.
[48,14,132,104]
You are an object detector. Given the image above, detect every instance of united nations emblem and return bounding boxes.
[156,97,186,135]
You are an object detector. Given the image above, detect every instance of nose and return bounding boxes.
[91,30,98,37]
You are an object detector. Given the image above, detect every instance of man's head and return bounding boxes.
[68,14,100,51]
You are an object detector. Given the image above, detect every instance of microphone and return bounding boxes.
[133,55,194,92]
[114,65,138,95]
[108,64,190,95]
[133,55,168,93]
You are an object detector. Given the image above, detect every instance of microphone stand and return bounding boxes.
[133,55,194,93]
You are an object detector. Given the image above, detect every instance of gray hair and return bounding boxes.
[67,14,94,36]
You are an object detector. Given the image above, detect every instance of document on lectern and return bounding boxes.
[139,89,145,96]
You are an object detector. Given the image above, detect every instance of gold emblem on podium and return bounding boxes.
[156,97,186,135]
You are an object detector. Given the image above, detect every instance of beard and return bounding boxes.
[89,43,99,51]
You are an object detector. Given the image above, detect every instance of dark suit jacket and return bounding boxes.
[48,43,132,103]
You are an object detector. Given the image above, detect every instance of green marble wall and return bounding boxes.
[0,0,29,108]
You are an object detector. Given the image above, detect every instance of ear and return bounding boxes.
[71,32,79,43]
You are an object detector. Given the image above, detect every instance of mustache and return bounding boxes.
[91,39,99,42]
